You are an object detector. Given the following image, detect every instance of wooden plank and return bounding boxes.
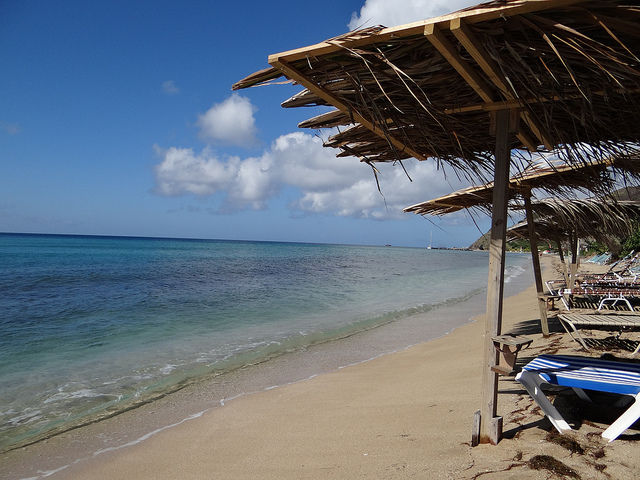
[442,89,640,115]
[559,314,640,327]
[524,191,550,336]
[425,24,538,152]
[424,24,494,102]
[490,416,503,445]
[450,18,554,150]
[298,109,350,129]
[232,66,283,90]
[268,0,584,64]
[471,410,481,447]
[450,19,510,93]
[479,108,511,445]
[492,334,533,347]
[270,59,427,161]
[445,96,566,115]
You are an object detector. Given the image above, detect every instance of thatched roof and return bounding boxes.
[404,158,608,215]
[525,198,640,233]
[234,0,640,179]
[403,155,640,216]
[506,199,640,242]
[506,218,560,242]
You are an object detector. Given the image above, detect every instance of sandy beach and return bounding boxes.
[3,256,639,479]
[5,2,640,478]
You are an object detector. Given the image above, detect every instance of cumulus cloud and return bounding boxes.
[348,0,478,30]
[153,145,239,197]
[162,80,180,95]
[154,132,465,218]
[294,161,462,219]
[196,94,258,147]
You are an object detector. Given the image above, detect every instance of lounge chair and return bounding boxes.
[516,355,640,442]
[545,252,640,297]
[560,286,640,311]
[557,313,640,355]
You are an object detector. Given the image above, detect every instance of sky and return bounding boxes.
[0,0,497,248]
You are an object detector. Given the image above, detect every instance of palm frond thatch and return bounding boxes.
[234,0,640,183]
[508,199,640,244]
[404,154,640,216]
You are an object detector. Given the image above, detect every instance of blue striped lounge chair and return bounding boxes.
[516,355,640,442]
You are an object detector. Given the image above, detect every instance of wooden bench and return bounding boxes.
[491,334,533,375]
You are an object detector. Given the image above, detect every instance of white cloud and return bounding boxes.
[295,160,463,219]
[162,80,180,95]
[196,94,258,147]
[153,145,239,196]
[348,0,479,30]
[153,1,485,219]
[154,132,466,218]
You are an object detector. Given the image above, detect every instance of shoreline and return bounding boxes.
[11,255,639,479]
[3,258,534,479]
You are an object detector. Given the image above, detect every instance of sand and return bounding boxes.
[5,256,640,479]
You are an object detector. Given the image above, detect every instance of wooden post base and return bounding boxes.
[471,412,503,446]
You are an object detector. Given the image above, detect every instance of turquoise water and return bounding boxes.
[0,233,530,452]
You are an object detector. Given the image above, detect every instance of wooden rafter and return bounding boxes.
[425,23,538,151]
[443,88,640,115]
[450,17,554,150]
[269,58,428,161]
[298,109,349,129]
[424,24,494,102]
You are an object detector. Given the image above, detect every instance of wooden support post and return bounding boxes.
[569,232,578,290]
[523,192,550,336]
[478,108,511,445]
[471,410,481,447]
[556,236,570,287]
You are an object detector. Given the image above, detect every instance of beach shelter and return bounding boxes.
[508,215,577,284]
[233,0,640,444]
[507,198,640,285]
[403,158,638,337]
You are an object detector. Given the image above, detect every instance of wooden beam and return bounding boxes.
[450,19,510,93]
[479,108,511,445]
[442,89,640,115]
[556,236,571,287]
[450,18,554,150]
[515,131,539,153]
[523,191,550,336]
[425,24,537,152]
[424,24,494,103]
[428,202,467,209]
[270,58,427,161]
[268,0,585,64]
[298,109,349,129]
[444,96,558,114]
[569,231,579,290]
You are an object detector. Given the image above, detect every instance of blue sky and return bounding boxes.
[0,0,493,248]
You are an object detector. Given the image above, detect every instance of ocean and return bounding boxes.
[0,233,532,454]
